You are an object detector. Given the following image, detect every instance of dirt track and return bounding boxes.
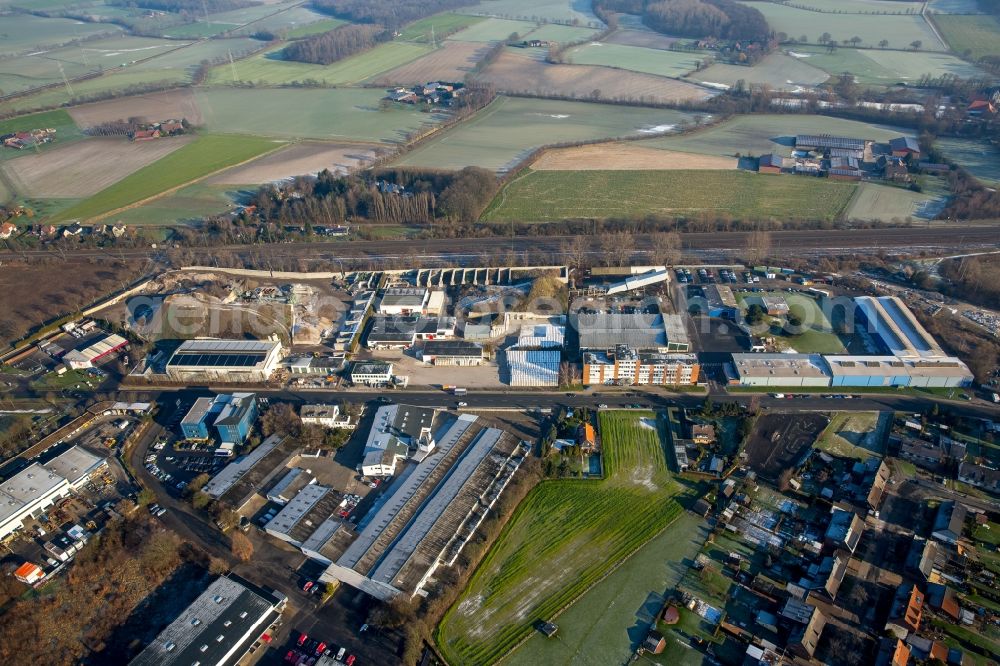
[531,143,737,170]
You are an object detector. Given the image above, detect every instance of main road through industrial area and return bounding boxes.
[4,224,1000,263]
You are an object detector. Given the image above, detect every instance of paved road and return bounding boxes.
[5,225,1000,263]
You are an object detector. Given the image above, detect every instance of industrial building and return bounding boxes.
[605,269,669,296]
[419,340,485,366]
[515,323,565,349]
[288,355,343,375]
[0,446,107,539]
[164,339,283,383]
[360,404,437,477]
[825,356,973,388]
[180,393,258,448]
[377,287,429,315]
[323,414,527,600]
[506,350,561,387]
[265,467,314,505]
[573,312,689,353]
[730,354,831,387]
[62,333,128,370]
[264,483,341,547]
[300,404,353,429]
[350,360,393,387]
[856,296,945,359]
[203,435,282,498]
[130,575,285,666]
[583,346,700,386]
[365,314,455,349]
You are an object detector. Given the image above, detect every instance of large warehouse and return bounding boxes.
[130,575,285,666]
[62,333,128,370]
[165,339,283,383]
[573,312,690,353]
[856,296,945,359]
[324,414,527,600]
[730,354,831,388]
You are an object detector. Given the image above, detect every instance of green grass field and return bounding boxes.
[567,42,708,78]
[445,17,538,42]
[522,23,600,42]
[937,137,1000,185]
[283,18,346,39]
[934,14,1000,60]
[0,110,83,163]
[845,179,949,221]
[815,412,886,460]
[735,289,846,353]
[398,13,485,42]
[0,14,123,57]
[482,169,858,222]
[781,0,923,12]
[49,135,277,223]
[194,88,441,142]
[437,411,684,666]
[228,5,338,37]
[160,22,237,38]
[784,46,987,85]
[751,2,945,50]
[394,96,695,172]
[206,41,432,85]
[104,182,247,226]
[641,113,908,158]
[465,0,602,25]
[697,52,829,90]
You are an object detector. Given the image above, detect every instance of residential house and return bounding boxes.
[111,222,128,238]
[642,631,666,654]
[62,223,83,237]
[691,424,715,444]
[957,461,1000,492]
[824,508,865,553]
[886,584,924,637]
[967,99,997,116]
[784,601,826,659]
[880,155,910,181]
[578,422,596,451]
[926,583,961,622]
[40,224,56,237]
[931,501,967,545]
[875,637,911,666]
[0,222,16,239]
[132,129,160,141]
[867,460,891,511]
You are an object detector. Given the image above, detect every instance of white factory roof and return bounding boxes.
[606,269,669,295]
[0,463,69,529]
[266,484,330,537]
[825,355,973,379]
[516,323,565,349]
[856,296,944,359]
[203,435,281,498]
[574,312,669,350]
[506,349,560,386]
[732,353,830,379]
[42,446,104,487]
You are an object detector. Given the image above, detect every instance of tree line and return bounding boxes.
[593,0,771,42]
[311,0,478,31]
[282,23,390,65]
[109,0,255,11]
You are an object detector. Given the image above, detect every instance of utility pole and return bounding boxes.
[228,49,238,83]
[57,62,74,97]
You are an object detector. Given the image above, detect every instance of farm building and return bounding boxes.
[795,135,867,152]
[889,136,921,159]
[360,404,438,477]
[758,154,792,174]
[573,312,689,352]
[323,414,527,600]
[62,333,128,370]
[420,340,485,366]
[350,361,393,387]
[164,339,283,384]
[583,345,700,386]
[130,575,284,666]
[506,350,561,387]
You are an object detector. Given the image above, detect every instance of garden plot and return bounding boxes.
[744,413,829,482]
[374,41,487,85]
[696,52,829,91]
[438,410,684,666]
[567,42,708,78]
[207,141,380,185]
[1,136,193,198]
[394,95,697,172]
[745,2,946,50]
[477,47,714,106]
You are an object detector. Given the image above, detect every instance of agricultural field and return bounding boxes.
[781,0,923,12]
[127,38,262,74]
[159,21,240,39]
[194,88,443,142]
[481,169,858,222]
[735,289,846,353]
[48,134,278,223]
[374,41,487,86]
[0,14,122,57]
[205,41,433,86]
[532,143,737,170]
[845,179,949,222]
[566,43,708,78]
[747,2,946,50]
[604,29,682,50]
[781,46,985,85]
[466,0,603,25]
[398,14,485,42]
[207,141,380,185]
[283,18,347,40]
[933,14,1000,60]
[640,114,908,158]
[1,136,194,198]
[104,182,244,227]
[477,48,715,106]
[445,17,539,42]
[696,52,829,91]
[228,5,336,37]
[437,410,685,666]
[394,96,698,172]
[521,23,600,42]
[927,0,984,12]
[937,137,1000,185]
[68,89,205,128]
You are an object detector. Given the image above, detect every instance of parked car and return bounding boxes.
[302,581,314,593]
[155,508,167,517]
[297,633,308,647]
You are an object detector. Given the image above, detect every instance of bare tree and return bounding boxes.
[650,231,682,266]
[744,230,772,265]
[230,532,254,562]
[600,230,634,267]
[559,235,590,274]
